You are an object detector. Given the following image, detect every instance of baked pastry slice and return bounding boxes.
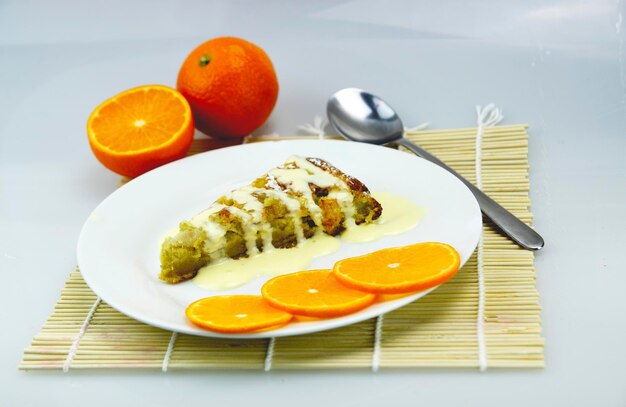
[159,155,382,284]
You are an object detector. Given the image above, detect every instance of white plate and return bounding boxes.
[77,140,481,338]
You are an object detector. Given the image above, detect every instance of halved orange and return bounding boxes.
[261,269,376,318]
[333,242,461,294]
[87,84,194,178]
[186,295,292,333]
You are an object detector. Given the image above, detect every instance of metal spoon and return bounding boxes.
[327,88,544,250]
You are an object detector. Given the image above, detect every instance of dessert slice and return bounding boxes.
[159,156,382,284]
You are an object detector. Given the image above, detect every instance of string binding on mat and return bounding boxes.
[371,315,384,372]
[162,332,178,372]
[264,337,276,372]
[475,104,503,372]
[63,296,101,373]
[297,115,328,139]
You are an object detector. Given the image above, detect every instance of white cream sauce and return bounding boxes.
[341,192,426,243]
[192,191,425,291]
[193,233,341,290]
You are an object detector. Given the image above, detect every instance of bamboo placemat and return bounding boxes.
[20,124,543,371]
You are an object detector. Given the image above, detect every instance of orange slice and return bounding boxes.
[333,242,461,294]
[87,84,194,178]
[186,295,292,333]
[261,269,376,318]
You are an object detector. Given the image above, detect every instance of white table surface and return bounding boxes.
[2,1,625,406]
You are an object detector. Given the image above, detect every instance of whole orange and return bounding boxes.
[177,37,279,138]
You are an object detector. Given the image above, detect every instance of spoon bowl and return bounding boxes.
[327,88,404,145]
[326,88,544,250]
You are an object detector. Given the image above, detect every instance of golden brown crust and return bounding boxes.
[306,157,370,194]
[306,157,382,224]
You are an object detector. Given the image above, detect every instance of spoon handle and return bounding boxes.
[396,137,544,250]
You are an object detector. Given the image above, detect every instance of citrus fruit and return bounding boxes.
[186,295,292,333]
[177,36,279,138]
[261,269,376,318]
[333,242,461,294]
[87,84,194,178]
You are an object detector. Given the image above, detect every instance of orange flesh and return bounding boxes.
[333,242,461,294]
[261,269,376,318]
[87,85,194,178]
[89,86,191,153]
[186,295,292,333]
